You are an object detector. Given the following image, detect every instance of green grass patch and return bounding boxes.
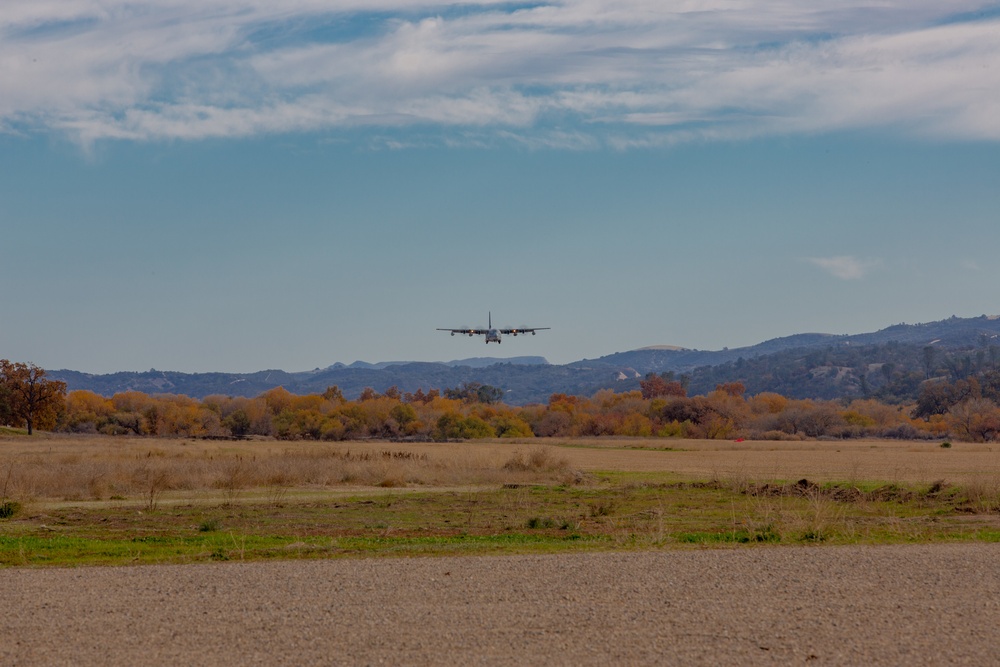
[2,478,999,567]
[973,530,1000,542]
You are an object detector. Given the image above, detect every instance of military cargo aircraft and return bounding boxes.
[437,313,549,344]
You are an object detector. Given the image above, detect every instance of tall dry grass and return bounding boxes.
[0,440,575,504]
[961,473,1000,513]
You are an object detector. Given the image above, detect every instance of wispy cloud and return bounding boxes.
[3,1,1000,145]
[805,255,881,280]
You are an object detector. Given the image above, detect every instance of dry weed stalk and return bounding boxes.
[132,463,173,511]
[216,457,253,506]
[502,447,567,473]
[799,487,847,542]
[961,474,1000,513]
[1,458,13,501]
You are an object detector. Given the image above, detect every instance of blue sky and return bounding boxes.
[2,1,999,374]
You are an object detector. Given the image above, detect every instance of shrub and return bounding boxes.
[198,518,221,532]
[490,414,534,438]
[503,448,566,472]
[750,430,805,441]
[0,500,21,519]
[881,424,936,440]
[433,413,495,440]
[529,409,573,437]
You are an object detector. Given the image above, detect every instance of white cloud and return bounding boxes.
[3,1,1000,144]
[805,255,881,280]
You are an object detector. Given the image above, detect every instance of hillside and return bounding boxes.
[48,314,1000,404]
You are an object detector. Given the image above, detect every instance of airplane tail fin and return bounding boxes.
[489,311,492,328]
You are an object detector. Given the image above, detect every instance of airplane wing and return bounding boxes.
[437,328,489,335]
[499,327,550,335]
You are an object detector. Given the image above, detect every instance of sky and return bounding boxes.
[2,1,999,374]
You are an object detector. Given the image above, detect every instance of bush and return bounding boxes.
[0,500,21,519]
[198,518,221,532]
[529,409,573,437]
[491,414,534,438]
[881,424,936,440]
[750,430,805,441]
[433,413,495,440]
[503,448,566,472]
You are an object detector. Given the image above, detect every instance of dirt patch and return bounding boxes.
[3,545,1000,665]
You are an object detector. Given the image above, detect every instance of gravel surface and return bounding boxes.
[3,544,1000,665]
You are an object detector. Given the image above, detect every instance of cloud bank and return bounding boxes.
[806,255,881,280]
[3,1,1000,146]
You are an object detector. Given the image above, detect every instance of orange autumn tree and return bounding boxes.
[0,360,67,435]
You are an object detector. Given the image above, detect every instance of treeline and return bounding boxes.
[5,357,1000,442]
[45,379,1000,443]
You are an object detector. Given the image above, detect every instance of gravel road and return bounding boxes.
[3,544,999,665]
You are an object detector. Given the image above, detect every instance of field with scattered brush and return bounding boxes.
[1,434,999,566]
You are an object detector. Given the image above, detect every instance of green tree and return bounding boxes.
[444,382,504,404]
[390,403,418,431]
[433,413,495,440]
[222,409,251,438]
[0,360,68,435]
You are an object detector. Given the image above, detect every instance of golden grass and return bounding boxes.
[512,437,1000,483]
[0,435,576,505]
[1,434,998,507]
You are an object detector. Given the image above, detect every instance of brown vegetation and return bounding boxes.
[0,436,577,504]
[2,434,999,569]
[2,435,999,506]
[0,360,66,435]
[4,357,1000,443]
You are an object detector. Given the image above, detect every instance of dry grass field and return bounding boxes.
[538,437,1000,484]
[0,435,576,505]
[3,434,998,496]
[1,433,999,566]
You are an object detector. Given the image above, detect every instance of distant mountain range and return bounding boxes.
[49,314,1000,405]
[336,356,548,370]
